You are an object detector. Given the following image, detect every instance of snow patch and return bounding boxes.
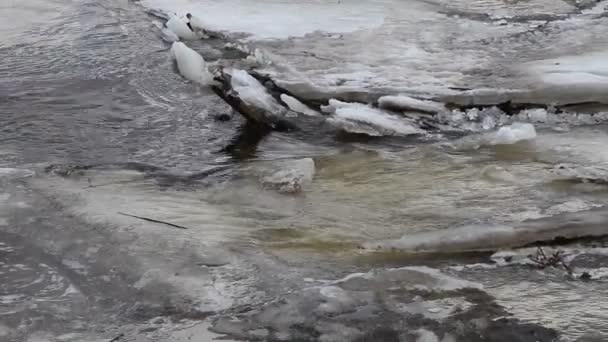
[141,0,386,40]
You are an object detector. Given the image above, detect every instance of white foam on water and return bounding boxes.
[170,42,214,85]
[323,99,423,136]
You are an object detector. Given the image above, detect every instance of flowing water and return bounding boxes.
[1,0,608,341]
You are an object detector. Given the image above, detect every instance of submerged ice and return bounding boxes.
[366,207,608,253]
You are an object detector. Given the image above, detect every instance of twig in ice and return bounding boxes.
[118,212,189,230]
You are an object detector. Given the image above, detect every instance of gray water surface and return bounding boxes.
[1,0,608,341]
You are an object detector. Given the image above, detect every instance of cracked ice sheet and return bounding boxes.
[142,0,608,102]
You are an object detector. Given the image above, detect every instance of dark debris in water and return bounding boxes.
[528,247,573,273]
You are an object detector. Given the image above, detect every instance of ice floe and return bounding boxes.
[365,207,608,253]
[170,42,214,85]
[323,99,423,136]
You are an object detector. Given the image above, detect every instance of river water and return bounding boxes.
[1,0,608,341]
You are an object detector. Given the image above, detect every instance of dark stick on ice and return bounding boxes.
[530,247,573,274]
[118,212,189,230]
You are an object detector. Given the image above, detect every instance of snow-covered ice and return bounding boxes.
[170,42,214,85]
[142,0,608,104]
[166,14,198,40]
[323,99,423,136]
[491,122,536,145]
[142,0,387,40]
[280,94,319,116]
[230,69,286,114]
[378,95,446,114]
[187,13,207,32]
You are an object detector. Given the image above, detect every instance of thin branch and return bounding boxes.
[118,212,189,230]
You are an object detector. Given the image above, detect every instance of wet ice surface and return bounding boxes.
[3,0,608,341]
[9,124,608,341]
[141,0,608,102]
[445,244,608,340]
